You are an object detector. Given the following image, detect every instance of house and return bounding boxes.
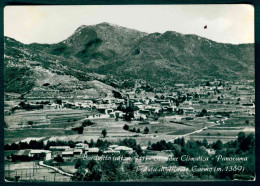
[97,107,114,115]
[114,99,125,104]
[161,101,172,107]
[103,149,120,155]
[192,101,199,105]
[49,146,71,151]
[150,106,160,114]
[14,149,52,161]
[84,100,93,105]
[114,146,134,154]
[182,107,195,113]
[200,93,208,98]
[12,150,31,161]
[62,149,74,158]
[81,103,92,109]
[87,147,100,155]
[166,106,176,113]
[139,109,151,115]
[242,103,255,108]
[29,150,52,161]
[134,102,144,109]
[109,145,119,149]
[216,120,225,125]
[113,111,124,118]
[73,149,83,156]
[155,99,166,104]
[75,143,89,149]
[134,111,147,120]
[187,95,193,100]
[166,96,175,100]
[185,111,196,116]
[205,148,216,155]
[182,101,192,106]
[44,103,61,110]
[144,99,150,105]
[102,99,111,104]
[181,107,195,116]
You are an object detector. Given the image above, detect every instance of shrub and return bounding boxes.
[123,124,129,130]
[102,129,107,138]
[144,127,149,134]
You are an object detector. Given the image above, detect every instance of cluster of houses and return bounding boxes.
[12,143,135,161]
[22,79,255,122]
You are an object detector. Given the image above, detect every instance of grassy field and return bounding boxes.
[5,103,255,147]
[5,108,96,128]
[5,161,71,182]
[4,128,77,144]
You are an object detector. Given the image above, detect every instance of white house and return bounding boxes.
[114,146,134,154]
[29,150,52,161]
[87,147,100,155]
[49,146,71,151]
[62,149,74,158]
[75,143,89,149]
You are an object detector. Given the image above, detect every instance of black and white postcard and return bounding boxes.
[4,5,255,182]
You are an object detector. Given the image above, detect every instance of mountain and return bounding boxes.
[4,22,254,96]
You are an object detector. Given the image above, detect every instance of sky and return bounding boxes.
[4,5,254,44]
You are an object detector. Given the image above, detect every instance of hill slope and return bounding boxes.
[4,22,254,96]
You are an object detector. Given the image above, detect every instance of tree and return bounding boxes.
[82,120,95,127]
[203,138,208,148]
[177,109,184,115]
[102,129,107,138]
[28,121,33,125]
[4,122,8,128]
[238,132,246,144]
[54,155,64,163]
[144,127,149,134]
[136,128,140,133]
[89,139,94,148]
[75,159,85,169]
[212,140,223,150]
[201,109,207,115]
[124,102,135,122]
[135,144,143,156]
[55,99,62,105]
[15,176,20,182]
[180,137,185,147]
[123,124,129,130]
[19,102,25,108]
[78,126,84,134]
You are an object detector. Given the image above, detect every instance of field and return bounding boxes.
[5,108,96,128]
[5,111,255,146]
[186,115,255,143]
[4,128,77,144]
[37,116,220,146]
[5,161,71,182]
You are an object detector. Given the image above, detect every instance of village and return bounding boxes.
[4,79,255,181]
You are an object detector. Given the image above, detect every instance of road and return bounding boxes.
[167,118,228,142]
[38,161,73,177]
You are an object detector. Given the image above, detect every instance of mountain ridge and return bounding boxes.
[4,22,254,96]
